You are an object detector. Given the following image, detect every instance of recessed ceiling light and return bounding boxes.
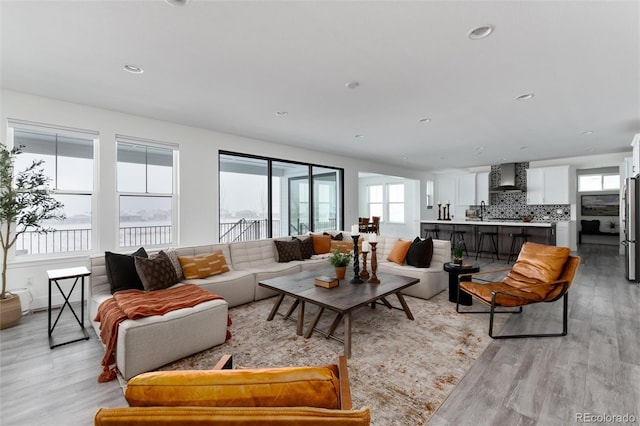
[123,64,144,74]
[516,93,535,101]
[275,111,288,116]
[468,25,494,40]
[402,156,408,161]
[418,118,432,123]
[346,81,360,89]
[354,134,364,138]
[164,0,189,6]
[519,146,528,150]
[582,130,594,135]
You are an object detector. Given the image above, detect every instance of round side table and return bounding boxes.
[443,262,480,306]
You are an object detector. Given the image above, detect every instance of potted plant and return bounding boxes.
[0,145,64,329]
[608,220,617,233]
[453,240,465,265]
[328,249,352,280]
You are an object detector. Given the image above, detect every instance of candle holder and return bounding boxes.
[367,242,380,284]
[437,203,442,220]
[350,235,364,284]
[445,203,451,220]
[359,250,370,279]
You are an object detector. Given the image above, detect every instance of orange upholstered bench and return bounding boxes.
[94,355,370,426]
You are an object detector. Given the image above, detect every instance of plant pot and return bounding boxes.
[454,257,463,265]
[335,266,347,280]
[0,293,22,330]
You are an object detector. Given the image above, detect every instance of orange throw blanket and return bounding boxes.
[94,284,231,382]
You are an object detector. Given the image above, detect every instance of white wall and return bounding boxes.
[1,89,430,309]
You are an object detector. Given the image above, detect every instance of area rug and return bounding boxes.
[129,291,507,425]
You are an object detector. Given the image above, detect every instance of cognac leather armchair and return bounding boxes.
[456,242,580,339]
[94,355,370,425]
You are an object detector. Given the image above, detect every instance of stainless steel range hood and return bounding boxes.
[490,163,523,192]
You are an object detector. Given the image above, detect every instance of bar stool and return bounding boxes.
[476,228,500,261]
[424,224,440,239]
[507,230,528,263]
[449,227,468,256]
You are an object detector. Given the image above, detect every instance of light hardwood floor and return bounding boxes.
[0,244,638,425]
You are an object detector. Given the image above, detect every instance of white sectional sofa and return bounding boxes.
[89,233,450,380]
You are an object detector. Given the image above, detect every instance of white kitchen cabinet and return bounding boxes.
[543,166,570,204]
[526,168,545,204]
[526,165,570,205]
[476,172,490,205]
[456,173,476,205]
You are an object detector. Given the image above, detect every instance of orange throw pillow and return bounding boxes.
[179,251,230,279]
[387,239,412,265]
[311,234,332,254]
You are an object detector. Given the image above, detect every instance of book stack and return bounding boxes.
[314,275,339,288]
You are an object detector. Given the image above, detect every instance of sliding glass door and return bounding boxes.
[219,152,343,242]
[313,166,340,232]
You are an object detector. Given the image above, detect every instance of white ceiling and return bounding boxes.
[1,1,639,171]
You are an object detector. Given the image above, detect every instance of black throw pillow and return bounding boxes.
[274,239,304,262]
[105,247,148,294]
[292,236,315,259]
[406,237,434,268]
[324,232,343,241]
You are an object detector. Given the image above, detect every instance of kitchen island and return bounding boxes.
[420,219,556,259]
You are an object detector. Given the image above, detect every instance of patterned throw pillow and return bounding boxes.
[134,251,179,291]
[164,248,184,280]
[405,237,434,268]
[105,247,148,294]
[292,236,315,259]
[178,251,230,280]
[274,239,303,263]
[387,239,412,265]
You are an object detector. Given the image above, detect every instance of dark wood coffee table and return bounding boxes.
[259,269,419,357]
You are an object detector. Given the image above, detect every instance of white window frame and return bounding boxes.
[387,183,405,224]
[578,173,620,192]
[7,119,98,258]
[367,184,384,221]
[367,183,406,224]
[116,135,179,248]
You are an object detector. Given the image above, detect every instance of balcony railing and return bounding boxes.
[15,228,92,256]
[15,218,338,255]
[120,225,172,247]
[15,225,173,255]
[219,218,337,243]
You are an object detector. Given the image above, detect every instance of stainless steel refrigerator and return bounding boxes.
[623,176,639,282]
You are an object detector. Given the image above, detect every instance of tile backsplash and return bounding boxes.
[471,162,572,222]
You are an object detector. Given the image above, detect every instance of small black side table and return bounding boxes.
[443,262,480,306]
[47,266,91,349]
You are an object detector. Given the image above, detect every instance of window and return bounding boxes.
[219,152,343,242]
[9,121,96,256]
[388,183,405,222]
[368,185,383,220]
[578,174,620,192]
[367,183,405,223]
[117,136,177,247]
